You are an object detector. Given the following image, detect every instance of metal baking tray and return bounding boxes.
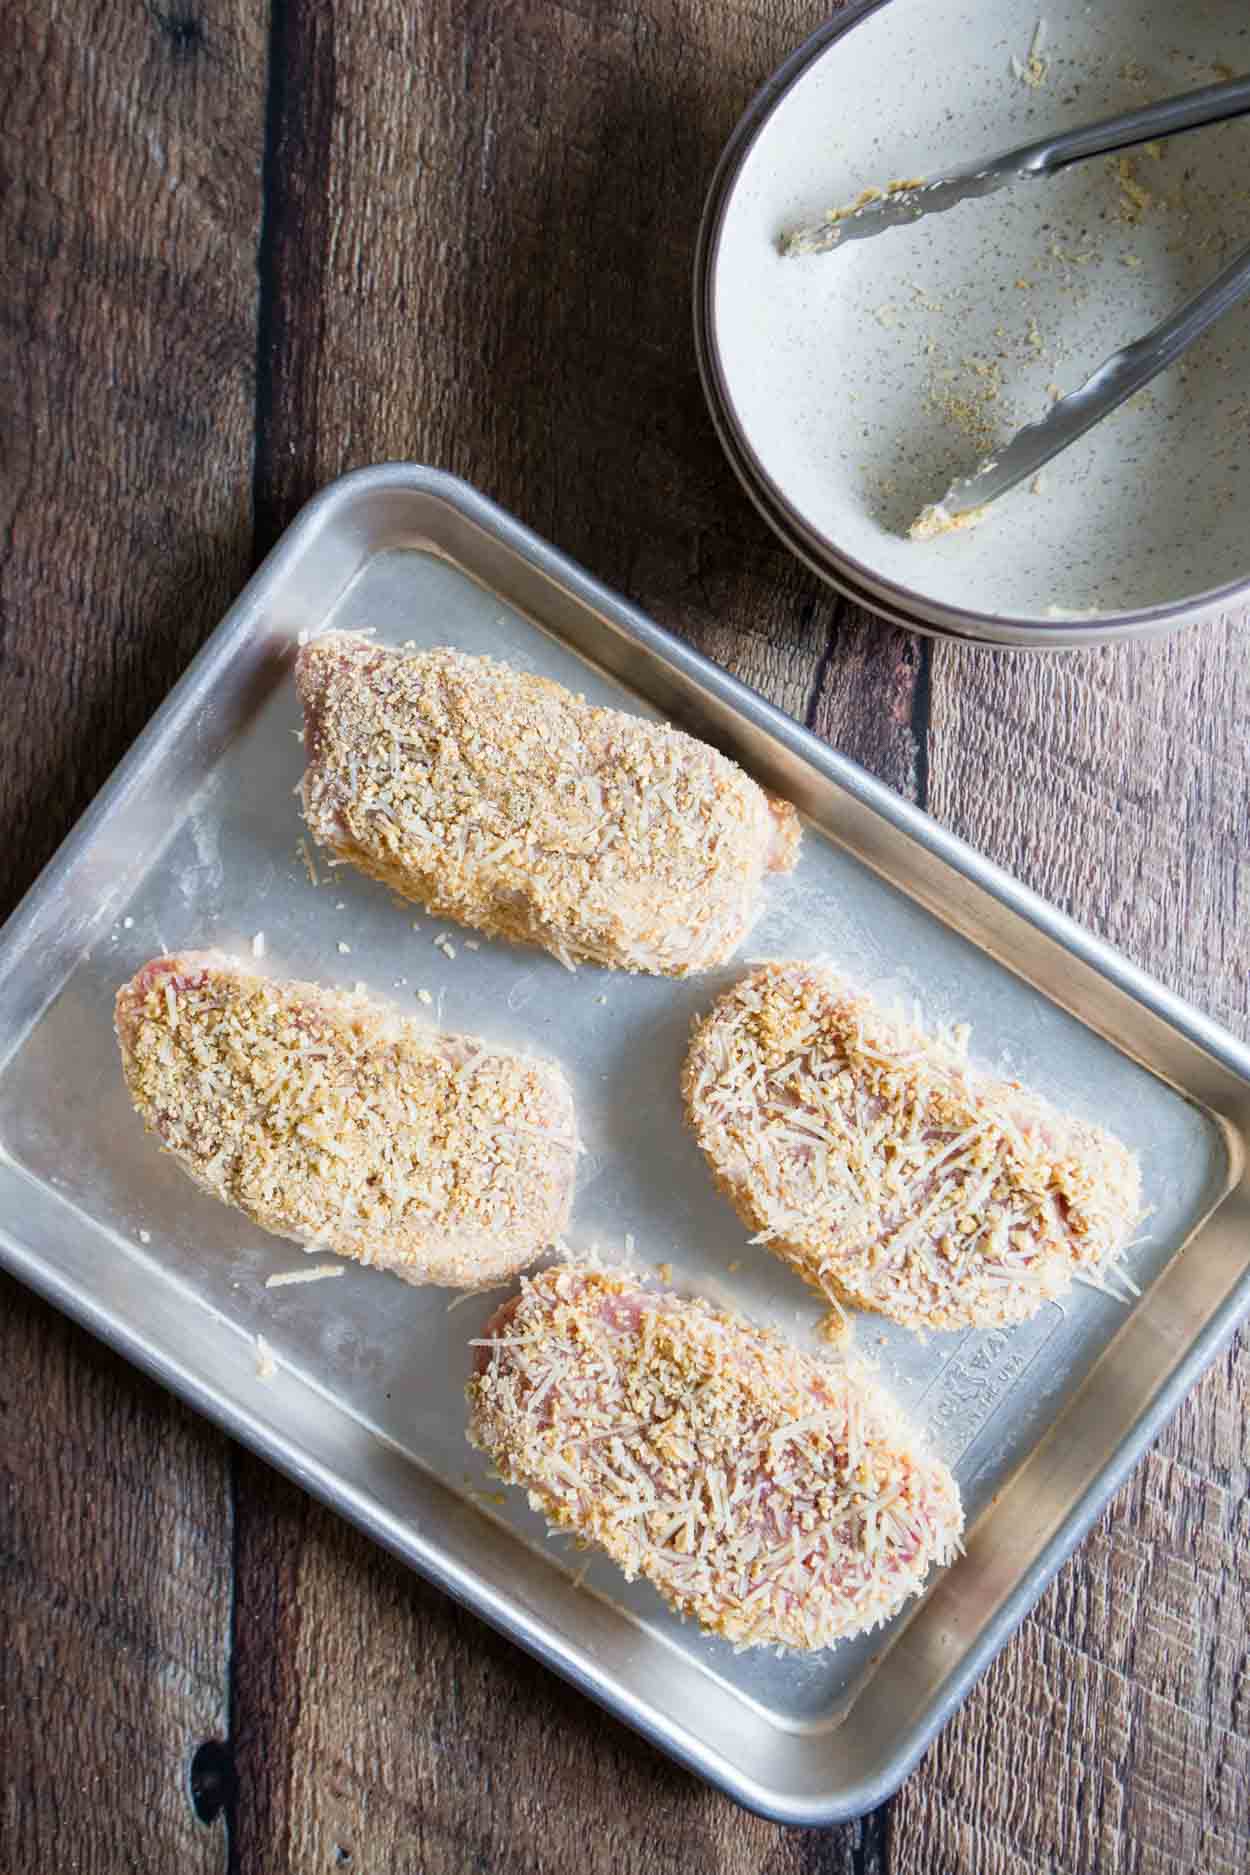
[2,464,1248,1825]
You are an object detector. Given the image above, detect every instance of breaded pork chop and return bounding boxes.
[116,952,576,1287]
[683,963,1142,1333]
[295,636,800,975]
[466,1264,962,1651]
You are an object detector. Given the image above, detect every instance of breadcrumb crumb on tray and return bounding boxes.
[265,1264,345,1288]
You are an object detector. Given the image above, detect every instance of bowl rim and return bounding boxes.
[693,0,1250,644]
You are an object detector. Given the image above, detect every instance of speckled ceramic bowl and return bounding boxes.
[695,0,1250,646]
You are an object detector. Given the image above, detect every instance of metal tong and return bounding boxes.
[782,75,1250,531]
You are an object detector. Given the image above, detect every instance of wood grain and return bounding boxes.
[241,0,1250,1847]
[928,631,1250,1032]
[890,629,1250,1875]
[1,1281,234,1875]
[4,0,1248,1870]
[253,1498,879,1875]
[0,0,267,1869]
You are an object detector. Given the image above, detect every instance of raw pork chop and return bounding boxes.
[467,1263,962,1650]
[296,637,800,974]
[683,962,1141,1332]
[116,951,577,1286]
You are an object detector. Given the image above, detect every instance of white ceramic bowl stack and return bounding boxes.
[695,0,1250,646]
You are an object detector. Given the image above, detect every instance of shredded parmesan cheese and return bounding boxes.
[295,637,800,977]
[467,1266,963,1651]
[683,963,1143,1333]
[265,1264,346,1288]
[115,951,578,1289]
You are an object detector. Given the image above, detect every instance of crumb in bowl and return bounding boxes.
[907,500,989,542]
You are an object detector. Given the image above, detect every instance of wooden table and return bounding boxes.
[3,4,1247,1870]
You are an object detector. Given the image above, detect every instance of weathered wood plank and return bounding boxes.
[239,1,906,1867]
[927,630,1250,1031]
[0,0,268,912]
[892,625,1250,1875]
[1,1282,235,1875]
[0,0,268,1868]
[259,1501,870,1875]
[806,603,929,798]
[228,1460,312,1873]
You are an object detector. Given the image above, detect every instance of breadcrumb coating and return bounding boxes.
[116,951,576,1287]
[466,1264,962,1650]
[683,963,1142,1332]
[296,636,800,975]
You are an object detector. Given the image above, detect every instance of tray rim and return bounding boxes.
[1,460,1247,1826]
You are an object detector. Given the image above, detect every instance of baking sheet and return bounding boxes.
[1,466,1247,1817]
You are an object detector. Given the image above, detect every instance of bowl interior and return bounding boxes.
[711,0,1250,625]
